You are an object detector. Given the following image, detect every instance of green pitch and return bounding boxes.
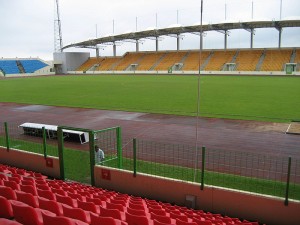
[0,75,299,122]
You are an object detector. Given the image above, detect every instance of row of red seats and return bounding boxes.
[0,163,261,225]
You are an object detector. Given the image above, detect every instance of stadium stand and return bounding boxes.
[74,48,298,73]
[0,163,262,225]
[235,50,263,71]
[0,59,49,75]
[136,52,166,71]
[154,51,188,71]
[181,51,210,71]
[77,57,103,72]
[294,49,300,71]
[0,60,20,74]
[96,57,122,71]
[114,52,145,71]
[21,60,48,73]
[260,49,292,71]
[204,50,236,71]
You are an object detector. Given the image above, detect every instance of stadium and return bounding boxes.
[0,1,300,225]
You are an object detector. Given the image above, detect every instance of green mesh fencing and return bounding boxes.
[94,127,121,168]
[204,149,300,200]
[0,122,58,156]
[103,137,300,201]
[0,123,5,147]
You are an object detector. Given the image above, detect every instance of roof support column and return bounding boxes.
[156,37,159,52]
[224,30,228,50]
[113,42,116,57]
[136,40,139,52]
[177,34,180,51]
[250,28,254,49]
[200,32,204,50]
[278,28,282,48]
[96,47,100,58]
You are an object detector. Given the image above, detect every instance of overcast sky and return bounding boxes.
[0,0,299,60]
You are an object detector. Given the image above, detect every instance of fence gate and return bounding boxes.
[57,126,122,186]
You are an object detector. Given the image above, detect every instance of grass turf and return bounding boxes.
[0,75,300,122]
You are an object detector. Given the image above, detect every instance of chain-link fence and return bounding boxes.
[107,138,300,201]
[0,122,58,157]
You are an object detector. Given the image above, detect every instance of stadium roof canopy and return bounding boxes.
[62,19,300,50]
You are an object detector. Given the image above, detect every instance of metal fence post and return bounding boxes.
[133,138,137,177]
[57,127,65,180]
[42,127,47,158]
[4,122,10,151]
[116,127,123,169]
[284,157,292,206]
[89,131,95,186]
[201,146,206,190]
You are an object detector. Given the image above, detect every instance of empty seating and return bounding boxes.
[20,60,48,73]
[0,163,261,225]
[62,204,91,224]
[38,197,64,216]
[114,52,145,71]
[0,218,22,225]
[77,57,103,71]
[261,49,292,71]
[10,200,55,225]
[154,52,187,71]
[0,196,14,219]
[0,60,19,74]
[42,211,89,225]
[205,50,236,71]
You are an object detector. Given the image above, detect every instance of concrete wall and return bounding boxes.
[53,52,90,74]
[0,147,60,179]
[94,166,300,225]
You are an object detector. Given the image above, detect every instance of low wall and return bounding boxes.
[68,70,300,76]
[0,147,60,179]
[94,166,300,225]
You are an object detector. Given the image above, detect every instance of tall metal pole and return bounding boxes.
[95,24,98,38]
[280,0,282,20]
[252,1,254,20]
[54,0,63,52]
[194,0,203,182]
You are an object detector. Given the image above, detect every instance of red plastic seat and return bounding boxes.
[86,196,105,207]
[153,219,175,225]
[151,213,175,224]
[56,194,78,207]
[42,211,89,225]
[100,206,125,221]
[129,201,145,209]
[0,173,8,180]
[15,191,39,208]
[125,212,151,225]
[169,212,189,222]
[38,197,64,216]
[0,218,23,225]
[62,204,91,224]
[0,186,17,200]
[52,187,67,196]
[20,184,38,196]
[149,208,167,216]
[127,207,148,216]
[3,180,20,191]
[192,218,213,225]
[37,188,56,200]
[7,177,21,185]
[21,179,35,186]
[90,212,128,225]
[0,196,13,219]
[36,183,51,191]
[68,192,85,201]
[176,219,198,225]
[106,201,125,211]
[77,199,100,214]
[10,200,55,225]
